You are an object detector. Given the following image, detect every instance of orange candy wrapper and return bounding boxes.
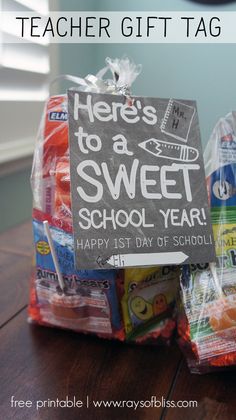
[178,112,236,373]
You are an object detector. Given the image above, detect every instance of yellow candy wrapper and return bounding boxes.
[121,266,179,344]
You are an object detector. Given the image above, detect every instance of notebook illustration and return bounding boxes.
[160,99,196,143]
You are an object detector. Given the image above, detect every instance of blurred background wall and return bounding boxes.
[1,0,236,232]
[59,0,236,146]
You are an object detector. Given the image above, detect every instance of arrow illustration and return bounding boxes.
[106,252,188,268]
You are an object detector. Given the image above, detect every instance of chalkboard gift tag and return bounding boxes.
[68,90,216,270]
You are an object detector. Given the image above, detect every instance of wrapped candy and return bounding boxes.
[29,209,124,340]
[28,57,178,345]
[121,266,179,345]
[178,112,236,373]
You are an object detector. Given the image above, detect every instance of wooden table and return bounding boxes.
[0,222,236,420]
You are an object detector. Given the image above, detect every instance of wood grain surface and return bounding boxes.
[164,359,236,420]
[0,251,30,327]
[0,221,32,256]
[0,310,182,420]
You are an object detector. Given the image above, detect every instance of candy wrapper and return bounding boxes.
[178,112,236,373]
[121,266,179,345]
[28,57,178,345]
[29,209,123,339]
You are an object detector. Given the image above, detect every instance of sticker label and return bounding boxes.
[49,111,68,121]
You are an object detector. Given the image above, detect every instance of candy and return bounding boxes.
[178,112,236,373]
[30,212,124,339]
[29,58,179,346]
[121,266,179,344]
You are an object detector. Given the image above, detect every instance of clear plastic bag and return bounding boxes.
[28,58,179,344]
[178,112,236,373]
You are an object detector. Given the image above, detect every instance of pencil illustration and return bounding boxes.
[106,252,188,268]
[138,138,199,162]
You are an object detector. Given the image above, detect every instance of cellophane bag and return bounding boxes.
[28,58,179,345]
[177,112,236,373]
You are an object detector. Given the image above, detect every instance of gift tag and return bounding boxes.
[68,90,215,269]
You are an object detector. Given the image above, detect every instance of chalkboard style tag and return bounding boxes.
[68,91,215,270]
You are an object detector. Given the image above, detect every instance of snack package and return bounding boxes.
[178,112,236,373]
[29,209,124,339]
[121,266,179,344]
[28,58,178,345]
